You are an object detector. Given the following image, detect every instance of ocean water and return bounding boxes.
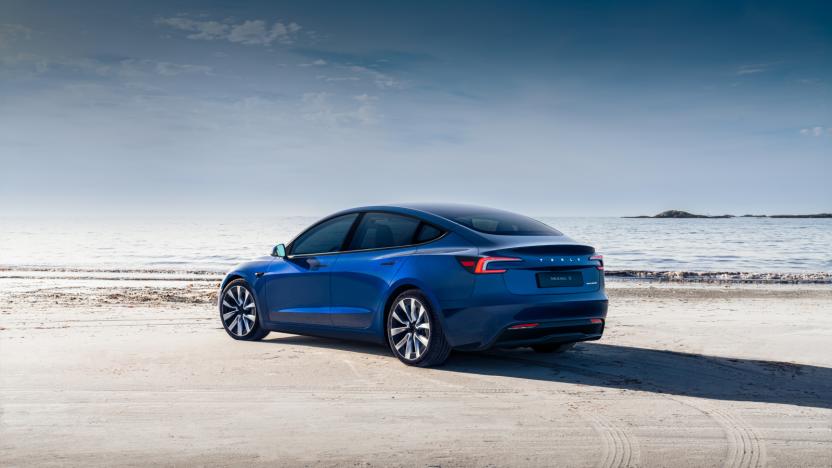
[1,216,830,275]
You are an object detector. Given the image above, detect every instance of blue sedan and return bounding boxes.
[218,204,607,367]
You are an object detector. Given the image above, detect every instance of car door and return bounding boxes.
[329,212,434,329]
[262,213,358,326]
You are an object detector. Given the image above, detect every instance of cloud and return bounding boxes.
[349,65,401,89]
[316,75,360,82]
[354,94,377,103]
[156,17,228,40]
[156,16,302,46]
[152,61,213,76]
[735,62,779,76]
[796,78,821,85]
[301,92,379,125]
[799,126,828,137]
[299,59,327,67]
[0,23,32,47]
[1,54,121,78]
[1,53,212,79]
[291,48,433,89]
[306,64,399,89]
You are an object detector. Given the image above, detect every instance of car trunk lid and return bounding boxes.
[482,243,602,295]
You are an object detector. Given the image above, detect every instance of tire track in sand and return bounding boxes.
[381,354,643,467]
[481,351,767,468]
[671,397,766,468]
[477,353,642,467]
[580,409,640,468]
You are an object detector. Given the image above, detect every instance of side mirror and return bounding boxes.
[272,243,286,258]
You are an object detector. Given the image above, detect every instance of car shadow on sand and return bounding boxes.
[263,335,832,409]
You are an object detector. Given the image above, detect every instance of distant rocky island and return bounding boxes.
[624,210,832,219]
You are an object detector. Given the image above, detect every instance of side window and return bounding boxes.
[415,224,443,243]
[348,213,420,250]
[469,217,500,233]
[290,214,358,255]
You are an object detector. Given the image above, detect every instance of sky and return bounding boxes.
[0,0,830,217]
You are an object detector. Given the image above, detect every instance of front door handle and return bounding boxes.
[380,260,396,266]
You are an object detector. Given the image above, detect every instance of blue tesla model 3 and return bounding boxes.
[218,204,607,367]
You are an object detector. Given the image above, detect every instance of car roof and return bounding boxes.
[316,203,577,248]
[346,203,514,218]
[339,203,562,240]
[323,203,499,241]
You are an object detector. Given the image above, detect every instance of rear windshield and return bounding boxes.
[434,207,562,236]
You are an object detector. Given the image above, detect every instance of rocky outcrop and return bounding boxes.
[624,211,831,219]
[625,210,733,219]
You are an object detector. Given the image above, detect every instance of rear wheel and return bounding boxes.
[531,342,575,354]
[220,279,269,341]
[386,290,451,367]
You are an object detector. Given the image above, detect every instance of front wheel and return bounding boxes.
[386,290,451,367]
[219,279,269,341]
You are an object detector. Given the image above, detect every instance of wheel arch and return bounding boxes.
[219,274,268,325]
[220,273,244,292]
[380,280,444,341]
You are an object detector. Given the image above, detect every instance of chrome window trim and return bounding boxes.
[287,211,448,259]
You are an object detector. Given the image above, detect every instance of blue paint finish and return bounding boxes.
[330,247,411,329]
[220,204,608,350]
[261,255,334,325]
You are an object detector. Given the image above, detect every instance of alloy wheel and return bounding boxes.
[389,297,431,361]
[221,285,257,337]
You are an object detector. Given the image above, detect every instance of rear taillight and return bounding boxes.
[456,256,521,274]
[476,256,521,274]
[590,254,604,270]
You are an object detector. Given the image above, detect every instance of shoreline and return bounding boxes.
[605,269,832,284]
[3,265,830,285]
[0,268,829,313]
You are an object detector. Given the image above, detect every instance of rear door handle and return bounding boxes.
[308,258,329,269]
[380,260,396,266]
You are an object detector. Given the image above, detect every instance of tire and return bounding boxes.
[531,342,575,354]
[386,290,451,367]
[219,279,269,341]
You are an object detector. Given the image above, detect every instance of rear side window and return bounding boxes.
[415,224,443,243]
[291,213,358,255]
[348,213,421,250]
[449,212,561,236]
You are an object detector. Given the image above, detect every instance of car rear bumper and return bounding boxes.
[490,318,604,349]
[439,293,608,350]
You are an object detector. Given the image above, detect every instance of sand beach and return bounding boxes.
[1,271,830,467]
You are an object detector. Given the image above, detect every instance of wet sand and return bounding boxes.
[1,275,830,467]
